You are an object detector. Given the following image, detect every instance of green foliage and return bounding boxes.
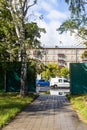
[0,1,46,63]
[41,69,50,80]
[41,63,60,80]
[25,22,46,48]
[65,0,86,17]
[82,51,87,59]
[0,0,18,62]
[36,62,45,74]
[41,63,70,80]
[60,67,70,78]
[58,16,87,41]
[58,19,79,34]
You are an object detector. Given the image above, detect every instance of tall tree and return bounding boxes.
[0,0,46,94]
[6,0,37,96]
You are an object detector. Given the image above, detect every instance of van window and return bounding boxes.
[64,79,68,82]
[59,92,63,95]
[58,79,62,83]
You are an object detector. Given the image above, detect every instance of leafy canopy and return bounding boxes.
[41,63,69,80]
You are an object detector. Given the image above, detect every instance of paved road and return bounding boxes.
[2,95,87,130]
[36,87,50,93]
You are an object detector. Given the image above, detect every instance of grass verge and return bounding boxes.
[68,94,87,123]
[0,92,38,128]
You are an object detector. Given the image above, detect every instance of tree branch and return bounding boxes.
[24,0,37,17]
[22,0,27,11]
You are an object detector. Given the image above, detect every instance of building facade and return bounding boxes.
[27,47,87,68]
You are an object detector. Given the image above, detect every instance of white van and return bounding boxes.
[50,77,70,88]
[50,77,70,96]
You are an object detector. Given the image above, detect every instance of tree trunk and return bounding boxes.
[20,48,28,96]
[9,1,28,96]
[19,21,28,96]
[11,1,28,96]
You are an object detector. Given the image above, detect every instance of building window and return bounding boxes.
[53,50,56,54]
[77,56,80,61]
[53,56,55,60]
[65,56,67,60]
[46,56,48,60]
[71,50,75,54]
[71,56,74,60]
[58,50,62,53]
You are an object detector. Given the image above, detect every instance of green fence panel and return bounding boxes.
[0,63,4,92]
[70,63,87,95]
[0,62,36,92]
[6,62,21,92]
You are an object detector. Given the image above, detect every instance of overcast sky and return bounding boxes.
[28,0,83,47]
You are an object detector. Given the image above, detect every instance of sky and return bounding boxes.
[28,0,84,48]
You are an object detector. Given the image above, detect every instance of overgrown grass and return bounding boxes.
[0,92,38,128]
[68,94,87,123]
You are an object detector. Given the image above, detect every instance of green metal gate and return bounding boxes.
[0,62,36,92]
[6,62,21,92]
[0,63,4,92]
[70,63,87,95]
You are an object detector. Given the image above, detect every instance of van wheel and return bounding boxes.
[50,86,54,89]
[54,84,57,88]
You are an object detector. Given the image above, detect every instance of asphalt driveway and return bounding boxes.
[2,95,87,130]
